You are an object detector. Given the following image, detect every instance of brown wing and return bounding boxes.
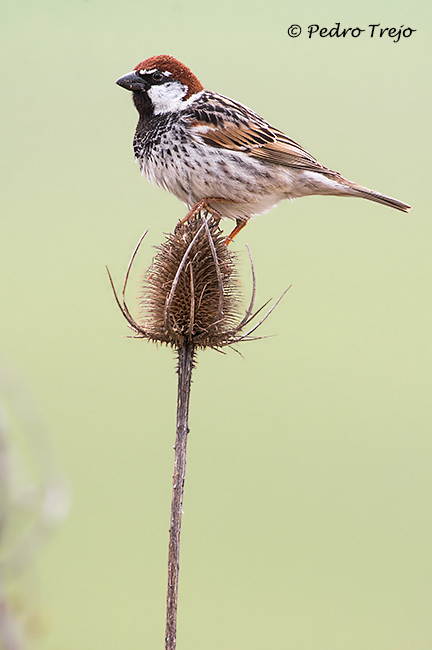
[187,93,337,175]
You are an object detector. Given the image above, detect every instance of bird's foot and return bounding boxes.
[224,219,248,246]
[180,197,231,224]
[179,199,246,245]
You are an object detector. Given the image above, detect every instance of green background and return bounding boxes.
[1,0,431,648]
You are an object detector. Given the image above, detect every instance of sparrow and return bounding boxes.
[116,55,411,242]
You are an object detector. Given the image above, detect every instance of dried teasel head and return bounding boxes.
[140,216,242,346]
[107,213,289,350]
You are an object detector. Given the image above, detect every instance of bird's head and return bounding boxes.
[116,55,204,116]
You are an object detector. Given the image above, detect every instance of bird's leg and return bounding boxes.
[224,219,248,246]
[180,197,234,224]
[180,199,246,245]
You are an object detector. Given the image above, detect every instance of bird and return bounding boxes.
[116,55,411,243]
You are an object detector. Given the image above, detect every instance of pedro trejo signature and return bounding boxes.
[287,23,416,43]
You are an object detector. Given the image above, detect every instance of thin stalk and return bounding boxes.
[165,340,195,650]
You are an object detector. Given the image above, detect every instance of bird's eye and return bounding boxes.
[152,71,164,82]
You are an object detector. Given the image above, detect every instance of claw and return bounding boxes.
[224,219,248,245]
[179,199,247,245]
[180,197,230,224]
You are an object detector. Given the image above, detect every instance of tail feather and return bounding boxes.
[308,171,411,213]
[342,180,411,213]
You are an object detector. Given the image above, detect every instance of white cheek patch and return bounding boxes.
[148,82,188,114]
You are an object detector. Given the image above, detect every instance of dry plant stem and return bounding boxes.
[165,339,195,650]
[107,216,290,650]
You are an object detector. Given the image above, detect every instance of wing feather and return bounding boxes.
[187,93,337,175]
